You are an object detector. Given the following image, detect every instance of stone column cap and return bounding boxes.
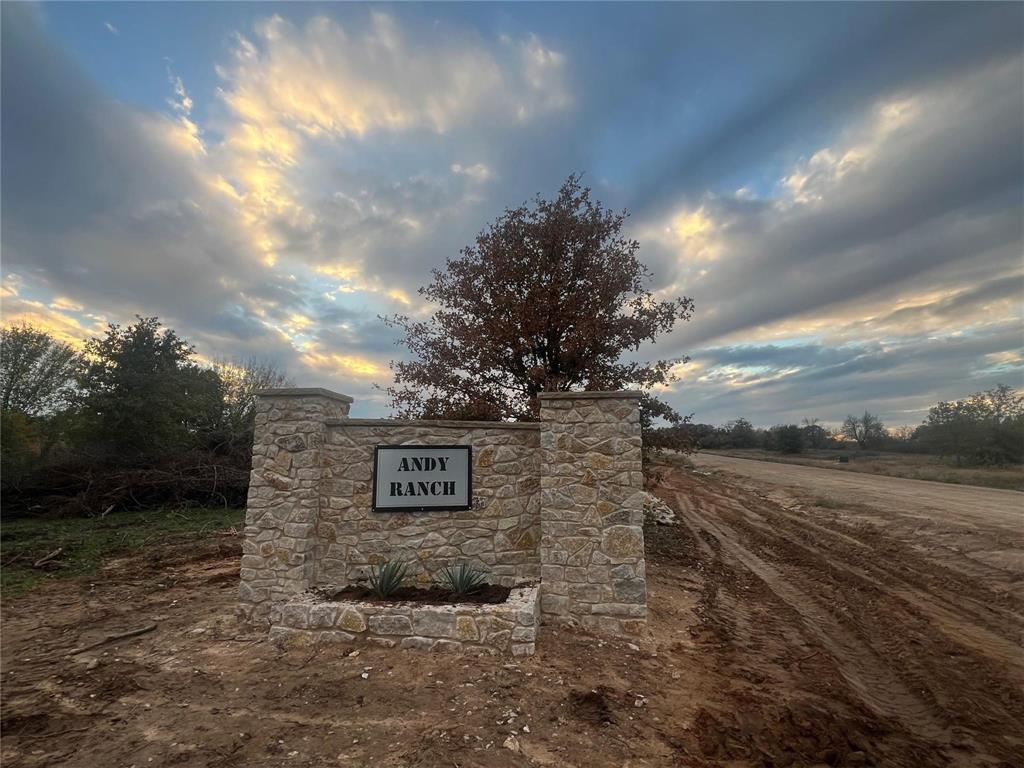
[254,387,354,404]
[537,390,643,400]
[326,417,539,430]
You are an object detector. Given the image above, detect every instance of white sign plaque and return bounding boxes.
[372,445,472,512]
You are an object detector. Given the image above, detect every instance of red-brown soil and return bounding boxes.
[2,461,1021,767]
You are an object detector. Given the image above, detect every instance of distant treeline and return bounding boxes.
[651,385,1023,466]
[3,317,1020,518]
[1,318,291,517]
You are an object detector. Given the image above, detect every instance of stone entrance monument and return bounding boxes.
[239,388,647,655]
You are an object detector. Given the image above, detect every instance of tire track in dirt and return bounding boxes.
[719,480,1024,630]
[694,458,1024,585]
[673,487,951,743]
[691,453,1024,530]
[696,481,1024,663]
[661,462,1024,765]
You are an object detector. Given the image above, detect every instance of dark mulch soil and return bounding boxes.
[311,583,512,605]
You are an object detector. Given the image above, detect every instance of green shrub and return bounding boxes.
[368,559,408,598]
[437,563,487,597]
[0,410,35,490]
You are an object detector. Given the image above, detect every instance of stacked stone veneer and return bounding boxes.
[269,585,539,657]
[240,389,352,620]
[240,388,647,645]
[317,420,541,589]
[538,392,647,635]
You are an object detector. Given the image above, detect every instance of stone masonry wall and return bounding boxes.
[317,420,541,588]
[240,389,352,623]
[537,392,647,636]
[268,585,539,657]
[240,387,647,641]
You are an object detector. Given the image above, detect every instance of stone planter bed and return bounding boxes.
[269,583,539,657]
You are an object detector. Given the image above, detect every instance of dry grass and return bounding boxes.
[703,449,1024,491]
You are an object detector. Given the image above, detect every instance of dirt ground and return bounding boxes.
[3,461,1022,767]
[690,453,1024,539]
[700,449,1024,493]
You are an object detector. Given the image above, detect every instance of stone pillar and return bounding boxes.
[538,391,647,636]
[239,388,353,623]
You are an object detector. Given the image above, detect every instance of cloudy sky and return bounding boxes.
[2,2,1022,427]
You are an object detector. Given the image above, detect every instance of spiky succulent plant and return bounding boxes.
[368,559,408,599]
[437,563,488,597]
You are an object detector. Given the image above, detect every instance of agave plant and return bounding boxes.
[368,559,409,599]
[438,563,488,598]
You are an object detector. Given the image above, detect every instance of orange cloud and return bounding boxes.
[301,345,386,378]
[1,296,107,347]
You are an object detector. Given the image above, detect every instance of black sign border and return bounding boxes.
[371,445,473,513]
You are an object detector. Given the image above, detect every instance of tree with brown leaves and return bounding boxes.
[382,175,694,430]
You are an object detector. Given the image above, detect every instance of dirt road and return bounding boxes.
[3,461,1022,767]
[691,452,1024,532]
[691,452,1024,583]
[656,455,1024,765]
